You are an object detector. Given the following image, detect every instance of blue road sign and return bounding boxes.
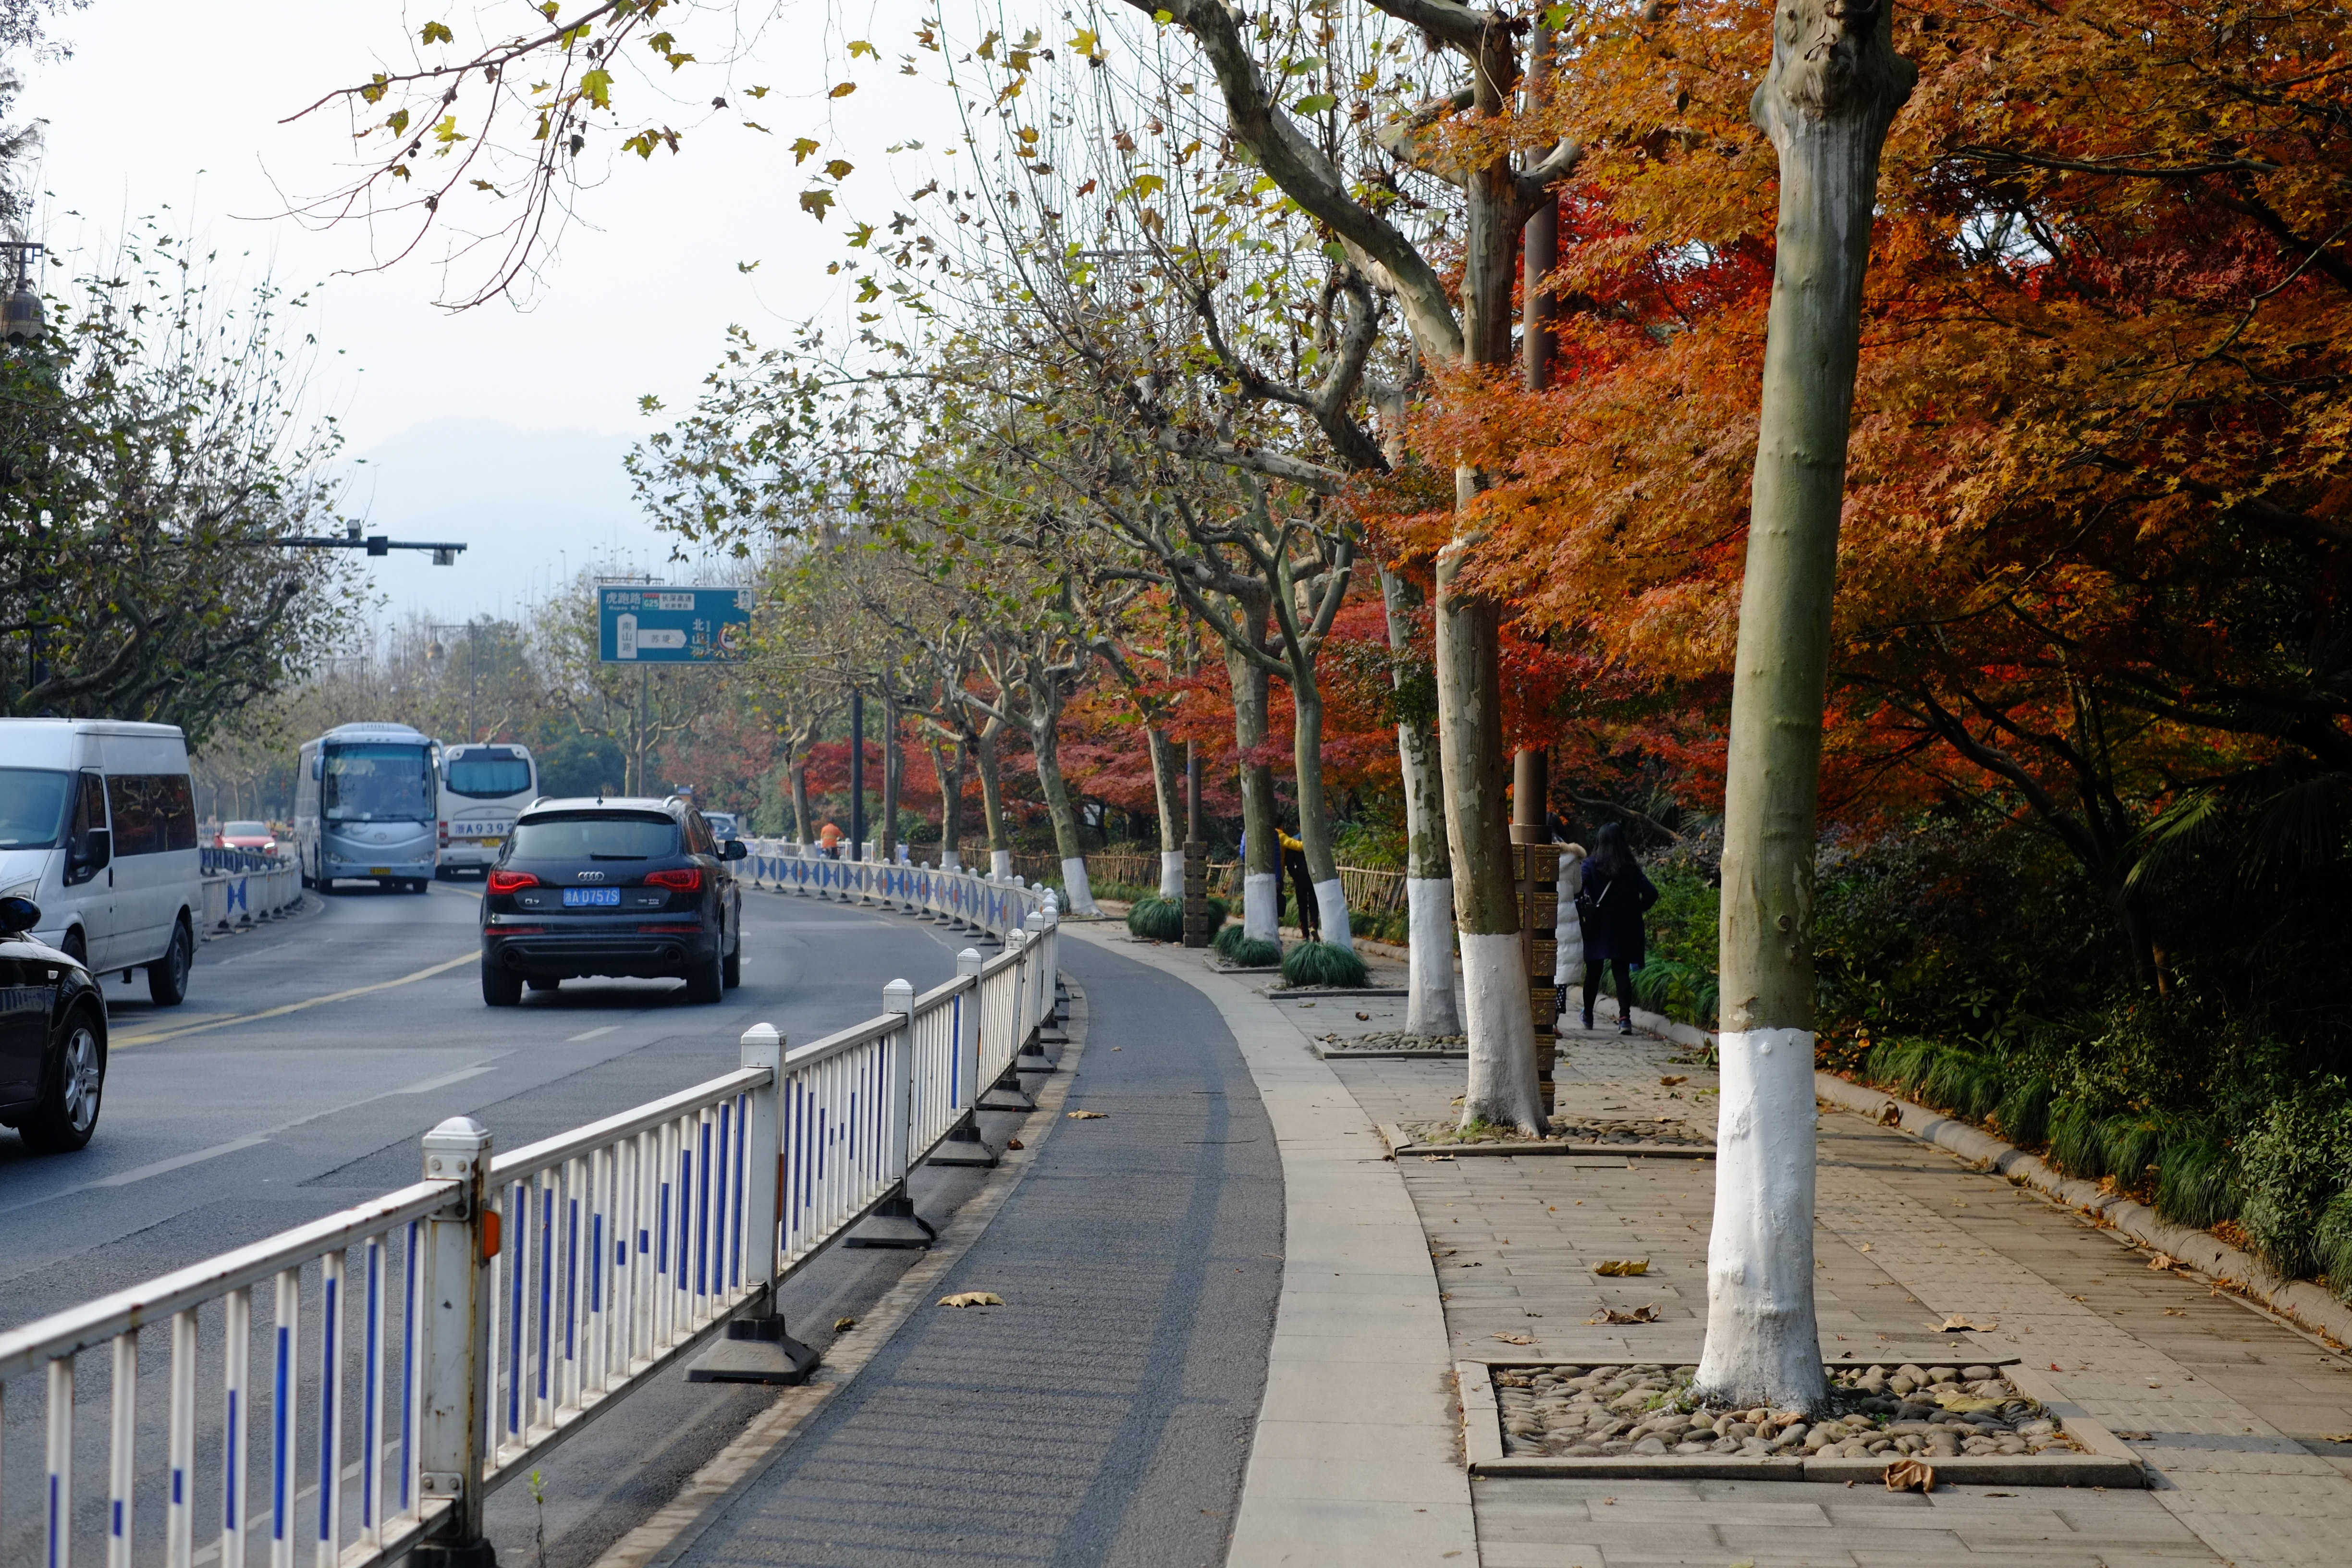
[597,586,754,663]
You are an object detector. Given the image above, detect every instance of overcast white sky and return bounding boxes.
[13,0,975,630]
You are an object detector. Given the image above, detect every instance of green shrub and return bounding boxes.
[1224,936,1283,968]
[2047,1097,2107,1179]
[1127,896,1184,943]
[2315,1192,2352,1302]
[1212,923,1247,959]
[2097,1113,2166,1192]
[1993,1077,2055,1148]
[2155,1134,2240,1230]
[1281,941,1370,989]
[2238,1079,2352,1278]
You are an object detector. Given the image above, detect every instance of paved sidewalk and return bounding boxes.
[1335,1022,2352,1568]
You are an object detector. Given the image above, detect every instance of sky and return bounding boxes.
[12,0,972,632]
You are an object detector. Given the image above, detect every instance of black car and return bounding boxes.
[480,797,747,1006]
[0,894,108,1152]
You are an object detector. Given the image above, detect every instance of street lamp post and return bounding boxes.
[422,622,488,742]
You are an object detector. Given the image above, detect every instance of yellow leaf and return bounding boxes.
[1883,1458,1935,1493]
[823,158,853,181]
[937,1292,1003,1308]
[580,68,613,108]
[847,38,878,58]
[420,21,454,45]
[828,81,856,98]
[1067,1110,1106,1119]
[790,136,819,163]
[1491,1332,1534,1346]
[832,1315,857,1331]
[1593,1259,1650,1277]
[797,188,835,220]
[1938,1312,1998,1331]
[745,84,769,98]
[386,109,411,136]
[743,121,771,134]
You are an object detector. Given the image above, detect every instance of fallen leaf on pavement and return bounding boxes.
[1878,1103,1902,1126]
[1587,1304,1662,1324]
[2320,1433,2352,1444]
[1594,1259,1650,1276]
[2148,1253,2181,1271]
[1492,1333,1535,1346]
[1939,1312,1998,1332]
[1659,1075,1688,1087]
[1883,1458,1936,1493]
[1857,1242,1874,1252]
[1067,1110,1107,1119]
[938,1292,1004,1308]
[1356,1011,1371,1020]
[1005,1137,1024,1150]
[1421,1153,1455,1162]
[833,1316,857,1332]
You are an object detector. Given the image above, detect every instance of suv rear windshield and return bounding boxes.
[510,813,679,860]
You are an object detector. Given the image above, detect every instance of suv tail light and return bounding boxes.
[645,867,702,893]
[487,869,539,893]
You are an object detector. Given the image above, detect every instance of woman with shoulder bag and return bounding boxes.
[1575,822,1659,1034]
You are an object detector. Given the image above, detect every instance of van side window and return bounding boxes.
[111,773,198,856]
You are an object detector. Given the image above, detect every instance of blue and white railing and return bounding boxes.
[0,890,1062,1568]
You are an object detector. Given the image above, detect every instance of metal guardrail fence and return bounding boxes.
[0,868,1062,1568]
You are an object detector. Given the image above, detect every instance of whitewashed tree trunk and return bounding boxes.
[1225,597,1282,948]
[1148,726,1184,896]
[1382,565,1460,1036]
[1697,0,1915,1414]
[1289,681,1351,951]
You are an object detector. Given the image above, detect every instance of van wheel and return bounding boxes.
[482,956,523,1007]
[61,928,87,968]
[22,1009,104,1152]
[147,919,192,1006]
[684,946,724,1005]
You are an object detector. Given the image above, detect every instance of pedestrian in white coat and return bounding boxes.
[1554,833,1586,1020]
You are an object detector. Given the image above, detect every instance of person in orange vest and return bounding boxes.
[817,820,844,858]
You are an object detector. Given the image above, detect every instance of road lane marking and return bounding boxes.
[92,1133,272,1188]
[396,1064,501,1094]
[110,951,479,1048]
[566,1025,621,1042]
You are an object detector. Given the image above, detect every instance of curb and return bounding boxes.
[1812,1072,2352,1351]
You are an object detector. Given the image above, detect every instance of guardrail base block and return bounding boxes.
[411,1539,499,1568]
[845,1192,938,1250]
[928,1120,998,1168]
[687,1315,820,1385]
[979,1075,1036,1112]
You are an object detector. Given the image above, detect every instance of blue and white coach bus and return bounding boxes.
[294,723,440,893]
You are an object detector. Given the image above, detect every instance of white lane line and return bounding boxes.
[111,951,478,1048]
[396,1064,501,1094]
[566,1024,622,1042]
[91,1133,272,1188]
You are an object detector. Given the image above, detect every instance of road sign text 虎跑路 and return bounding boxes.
[598,587,753,663]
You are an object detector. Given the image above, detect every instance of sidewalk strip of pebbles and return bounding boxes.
[1402,1116,1712,1149]
[1314,1029,1464,1055]
[1493,1360,2082,1460]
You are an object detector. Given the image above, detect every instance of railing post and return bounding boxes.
[930,949,995,1168]
[411,1119,492,1568]
[848,980,936,1248]
[980,930,1036,1112]
[687,1024,818,1385]
[1019,912,1055,1067]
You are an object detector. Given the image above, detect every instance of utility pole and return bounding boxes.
[848,689,866,859]
[1183,741,1211,947]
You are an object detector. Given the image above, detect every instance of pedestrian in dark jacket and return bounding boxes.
[1576,822,1658,1034]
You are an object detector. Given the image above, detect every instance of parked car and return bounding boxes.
[478,796,746,1006]
[215,820,278,853]
[0,718,203,1004]
[0,894,109,1152]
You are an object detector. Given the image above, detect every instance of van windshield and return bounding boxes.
[0,768,70,849]
[324,745,435,822]
[445,757,533,798]
[510,814,678,860]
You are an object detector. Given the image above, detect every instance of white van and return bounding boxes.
[0,718,204,1004]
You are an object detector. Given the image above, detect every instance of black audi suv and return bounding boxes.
[479,796,746,1006]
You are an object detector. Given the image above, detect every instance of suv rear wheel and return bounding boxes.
[684,945,724,1005]
[722,933,741,990]
[482,956,523,1007]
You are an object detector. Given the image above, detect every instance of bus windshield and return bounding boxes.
[324,746,435,822]
[445,756,533,798]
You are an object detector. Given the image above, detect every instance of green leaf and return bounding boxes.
[798,187,836,220]
[386,108,411,136]
[1292,93,1335,114]
[790,135,819,162]
[420,21,455,45]
[580,68,613,108]
[846,221,875,248]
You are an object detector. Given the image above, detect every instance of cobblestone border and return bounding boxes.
[1456,1358,2145,1487]
[1813,1072,2352,1352]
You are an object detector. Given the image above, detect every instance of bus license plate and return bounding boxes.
[370,866,392,876]
[563,888,621,907]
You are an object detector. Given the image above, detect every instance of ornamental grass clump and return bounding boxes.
[1280,940,1369,990]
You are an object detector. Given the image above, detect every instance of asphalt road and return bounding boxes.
[0,880,1021,1568]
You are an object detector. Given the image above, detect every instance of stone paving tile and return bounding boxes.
[1325,1022,2352,1568]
